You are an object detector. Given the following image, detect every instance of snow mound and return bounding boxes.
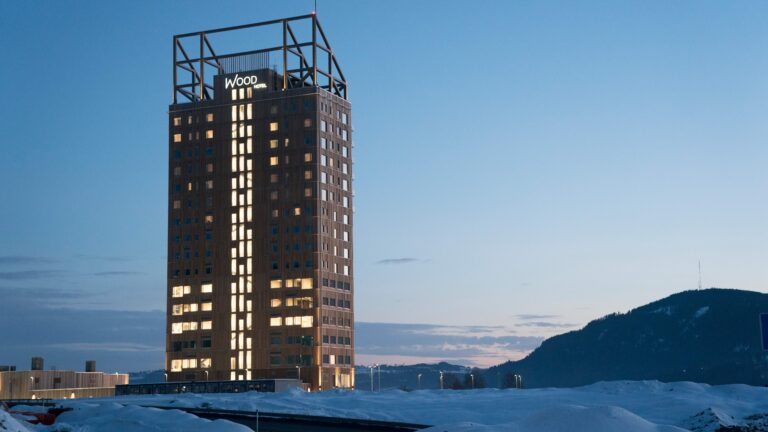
[44,403,251,432]
[519,405,687,432]
[682,408,739,432]
[694,307,710,318]
[0,411,31,432]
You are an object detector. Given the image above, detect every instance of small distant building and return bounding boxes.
[0,358,129,400]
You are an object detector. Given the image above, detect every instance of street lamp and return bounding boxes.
[439,371,444,390]
[29,376,34,391]
[377,364,381,392]
[296,365,301,381]
[369,365,375,392]
[204,371,209,382]
[417,373,422,390]
[470,373,474,389]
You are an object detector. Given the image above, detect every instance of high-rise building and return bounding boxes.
[166,15,353,391]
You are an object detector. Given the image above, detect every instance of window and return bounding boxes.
[173,167,181,176]
[270,317,282,326]
[171,323,182,334]
[173,117,182,126]
[173,200,181,209]
[304,119,312,127]
[293,207,301,216]
[269,156,278,166]
[270,354,281,365]
[206,180,213,189]
[200,358,212,368]
[269,122,278,132]
[271,298,282,307]
[171,360,182,372]
[304,170,312,180]
[201,283,213,293]
[206,130,214,139]
[304,153,312,162]
[206,113,214,122]
[270,279,282,289]
[269,139,278,149]
[342,112,348,124]
[201,302,213,311]
[173,134,182,143]
[201,320,212,330]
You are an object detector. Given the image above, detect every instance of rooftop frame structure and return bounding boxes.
[172,14,348,104]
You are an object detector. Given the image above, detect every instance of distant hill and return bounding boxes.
[486,288,768,388]
[129,369,165,384]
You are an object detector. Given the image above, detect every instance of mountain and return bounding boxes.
[486,288,768,388]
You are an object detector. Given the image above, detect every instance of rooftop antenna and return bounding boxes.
[698,260,702,290]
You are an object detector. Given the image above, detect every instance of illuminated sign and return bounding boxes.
[225,74,267,90]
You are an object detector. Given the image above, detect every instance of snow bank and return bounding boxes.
[0,410,31,432]
[29,380,768,431]
[43,403,250,432]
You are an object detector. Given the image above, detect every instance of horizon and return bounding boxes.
[1,0,767,374]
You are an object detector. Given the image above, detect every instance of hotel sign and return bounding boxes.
[225,74,267,90]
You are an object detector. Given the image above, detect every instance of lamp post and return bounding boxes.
[204,371,209,382]
[470,373,474,389]
[377,364,381,392]
[296,365,301,381]
[164,372,168,382]
[369,365,375,392]
[439,371,444,390]
[417,373,422,390]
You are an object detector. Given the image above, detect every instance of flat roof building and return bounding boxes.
[0,359,128,400]
[166,15,354,391]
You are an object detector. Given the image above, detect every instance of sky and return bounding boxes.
[0,0,767,371]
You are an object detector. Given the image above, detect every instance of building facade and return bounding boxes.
[166,15,354,391]
[0,359,128,400]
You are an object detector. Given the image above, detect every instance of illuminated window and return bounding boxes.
[204,215,214,223]
[301,316,313,328]
[270,317,282,327]
[270,139,278,149]
[170,360,182,372]
[173,167,181,176]
[173,117,182,126]
[201,321,212,330]
[173,134,182,143]
[206,113,214,122]
[269,122,278,132]
[206,180,213,190]
[205,130,214,139]
[201,283,213,293]
[304,153,312,162]
[172,200,181,209]
[304,188,312,197]
[271,209,279,218]
[171,323,182,334]
[304,119,312,127]
[172,305,182,315]
[200,358,212,368]
[269,156,278,166]
[271,298,282,307]
[301,278,313,289]
[270,279,282,289]
[201,302,212,311]
[172,286,184,298]
[293,207,301,216]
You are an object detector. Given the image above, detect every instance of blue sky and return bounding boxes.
[0,0,766,370]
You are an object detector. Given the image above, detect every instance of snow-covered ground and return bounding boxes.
[5,380,768,431]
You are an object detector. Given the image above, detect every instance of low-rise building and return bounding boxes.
[0,358,129,400]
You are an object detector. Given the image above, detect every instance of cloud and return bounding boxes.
[0,270,68,280]
[91,271,144,277]
[355,322,543,367]
[0,286,91,301]
[376,258,422,265]
[0,256,58,266]
[48,342,163,353]
[516,321,578,328]
[514,314,561,320]
[72,254,130,262]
